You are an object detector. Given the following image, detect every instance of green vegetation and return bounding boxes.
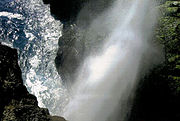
[157,1,180,95]
[129,1,180,121]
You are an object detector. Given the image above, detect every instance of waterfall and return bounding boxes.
[0,0,157,120]
[61,0,157,121]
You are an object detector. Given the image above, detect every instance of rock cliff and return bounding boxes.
[44,0,180,120]
[0,43,66,121]
[45,0,114,85]
[43,0,113,24]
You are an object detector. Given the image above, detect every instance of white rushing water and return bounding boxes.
[17,0,68,112]
[0,0,68,114]
[61,0,157,121]
[0,0,157,120]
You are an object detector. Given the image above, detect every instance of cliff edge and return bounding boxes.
[0,43,66,121]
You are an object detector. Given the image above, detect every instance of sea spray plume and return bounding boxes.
[61,0,157,121]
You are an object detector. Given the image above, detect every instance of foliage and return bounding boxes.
[129,1,180,121]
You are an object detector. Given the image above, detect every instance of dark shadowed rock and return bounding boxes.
[43,0,87,22]
[50,0,114,86]
[55,25,85,86]
[0,43,66,121]
[43,0,113,25]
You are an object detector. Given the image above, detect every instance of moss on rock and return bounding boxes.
[129,1,180,121]
[154,1,180,95]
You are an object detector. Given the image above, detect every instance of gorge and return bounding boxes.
[0,0,180,121]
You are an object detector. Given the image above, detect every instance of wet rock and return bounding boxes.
[51,0,114,86]
[50,116,66,121]
[0,43,66,121]
[55,25,85,86]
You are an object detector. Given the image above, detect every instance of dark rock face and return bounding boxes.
[0,43,66,121]
[43,0,113,24]
[45,0,114,85]
[43,0,86,22]
[55,25,85,85]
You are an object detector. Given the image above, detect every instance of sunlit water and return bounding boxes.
[0,0,157,120]
[0,0,68,114]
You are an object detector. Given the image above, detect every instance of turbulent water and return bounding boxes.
[0,0,68,114]
[0,0,157,120]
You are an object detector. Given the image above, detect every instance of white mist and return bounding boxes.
[61,0,157,121]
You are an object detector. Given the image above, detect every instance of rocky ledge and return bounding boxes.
[0,43,66,121]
